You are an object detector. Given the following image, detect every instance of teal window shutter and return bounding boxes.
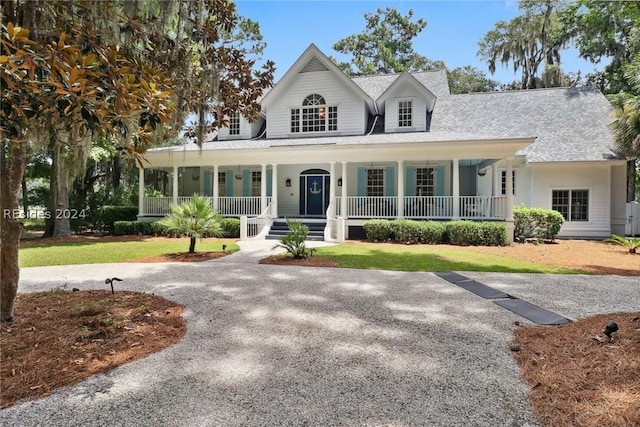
[357,167,366,196]
[435,166,445,196]
[405,167,415,196]
[203,170,212,196]
[225,170,234,196]
[242,170,251,196]
[267,169,273,197]
[384,167,394,196]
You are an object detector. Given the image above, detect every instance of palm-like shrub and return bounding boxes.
[605,234,640,254]
[158,194,224,253]
[273,220,312,259]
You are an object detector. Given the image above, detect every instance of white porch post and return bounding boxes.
[138,167,144,217]
[329,162,336,217]
[261,163,267,213]
[452,159,460,218]
[505,157,514,244]
[271,164,278,217]
[491,164,497,196]
[172,166,178,205]
[341,162,348,217]
[397,160,404,218]
[213,165,219,211]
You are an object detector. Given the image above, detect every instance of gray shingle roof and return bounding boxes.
[352,69,450,100]
[430,86,623,162]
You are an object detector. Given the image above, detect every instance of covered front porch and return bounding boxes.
[138,158,516,242]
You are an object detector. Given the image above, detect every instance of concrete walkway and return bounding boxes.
[2,245,639,426]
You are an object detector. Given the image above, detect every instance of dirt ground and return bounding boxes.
[3,236,639,425]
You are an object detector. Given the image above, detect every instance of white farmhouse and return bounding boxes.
[140,44,627,242]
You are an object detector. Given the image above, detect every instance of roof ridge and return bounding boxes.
[351,69,446,80]
[445,86,600,97]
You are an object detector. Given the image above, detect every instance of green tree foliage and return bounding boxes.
[478,0,569,89]
[332,7,444,76]
[447,65,499,94]
[608,54,640,201]
[158,195,224,253]
[561,0,640,94]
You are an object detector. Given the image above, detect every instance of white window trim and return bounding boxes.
[551,187,591,223]
[289,98,339,134]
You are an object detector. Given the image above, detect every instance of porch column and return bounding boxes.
[397,160,404,218]
[341,162,348,217]
[138,167,144,217]
[491,164,497,196]
[329,162,336,217]
[172,166,178,205]
[271,164,278,217]
[213,165,219,211]
[505,158,514,243]
[452,159,460,218]
[261,163,267,213]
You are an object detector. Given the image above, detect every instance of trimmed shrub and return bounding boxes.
[419,221,446,244]
[221,218,240,238]
[97,205,138,234]
[113,221,134,236]
[363,219,393,242]
[445,221,506,246]
[391,219,423,244]
[514,206,564,242]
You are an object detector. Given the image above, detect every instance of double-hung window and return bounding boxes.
[251,171,261,197]
[367,168,384,196]
[229,112,240,135]
[552,189,589,221]
[398,100,413,128]
[415,167,434,196]
[218,172,227,197]
[291,94,338,133]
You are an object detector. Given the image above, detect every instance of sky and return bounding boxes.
[235,0,601,84]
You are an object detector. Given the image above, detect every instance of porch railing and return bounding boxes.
[403,196,453,218]
[459,196,506,219]
[346,196,398,218]
[242,202,273,240]
[218,197,264,217]
[143,197,173,215]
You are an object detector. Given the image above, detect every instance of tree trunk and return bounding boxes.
[112,154,121,198]
[44,135,57,237]
[51,141,72,237]
[189,237,196,253]
[21,174,28,217]
[1,139,28,322]
[628,159,637,202]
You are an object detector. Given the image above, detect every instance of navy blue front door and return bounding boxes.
[300,175,329,216]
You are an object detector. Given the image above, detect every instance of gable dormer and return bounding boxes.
[376,72,438,133]
[260,44,375,139]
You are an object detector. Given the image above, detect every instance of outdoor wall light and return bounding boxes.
[338,178,342,187]
[285,178,291,187]
[603,321,618,340]
[477,168,487,177]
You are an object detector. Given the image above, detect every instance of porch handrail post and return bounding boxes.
[213,165,219,211]
[505,157,515,244]
[271,164,278,218]
[397,160,404,218]
[452,159,460,218]
[341,162,348,217]
[138,167,144,217]
[172,166,178,205]
[328,162,336,217]
[260,163,267,213]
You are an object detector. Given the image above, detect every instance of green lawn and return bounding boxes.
[19,238,239,267]
[314,243,583,274]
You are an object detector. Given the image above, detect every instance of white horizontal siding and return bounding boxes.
[266,71,366,139]
[530,163,612,238]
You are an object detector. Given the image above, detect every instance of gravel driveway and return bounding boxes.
[2,259,638,427]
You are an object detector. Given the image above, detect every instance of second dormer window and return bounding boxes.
[398,100,413,127]
[291,94,337,133]
[229,112,240,135]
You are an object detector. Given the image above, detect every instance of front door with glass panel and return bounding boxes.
[299,172,330,216]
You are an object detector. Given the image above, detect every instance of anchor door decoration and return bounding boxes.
[299,170,330,216]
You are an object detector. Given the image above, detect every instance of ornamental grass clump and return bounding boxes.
[605,234,640,254]
[273,220,312,259]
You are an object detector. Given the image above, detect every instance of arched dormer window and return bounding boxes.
[291,94,338,133]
